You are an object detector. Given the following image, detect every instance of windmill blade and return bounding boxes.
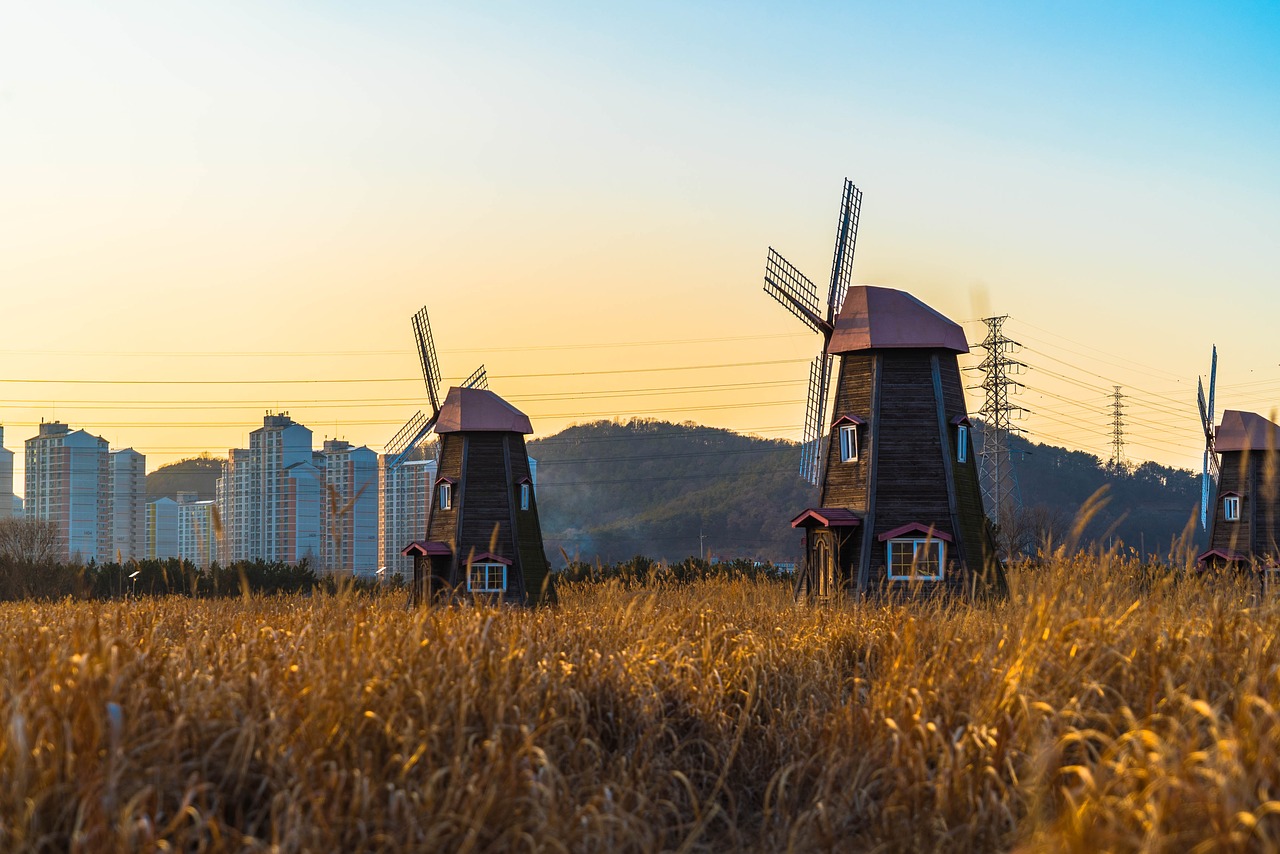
[798,354,833,485]
[386,410,440,470]
[412,306,443,415]
[462,365,488,390]
[1197,377,1208,433]
[825,179,863,323]
[764,249,829,336]
[1207,344,1217,426]
[1201,458,1211,530]
[385,411,428,460]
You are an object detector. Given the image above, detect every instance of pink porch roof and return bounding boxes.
[877,522,954,542]
[401,540,452,557]
[468,551,512,566]
[1196,548,1248,565]
[827,286,969,355]
[790,507,862,528]
[1215,410,1280,452]
[435,387,534,435]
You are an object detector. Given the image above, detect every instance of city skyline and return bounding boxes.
[2,3,1278,489]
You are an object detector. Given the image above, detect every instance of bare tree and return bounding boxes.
[0,517,61,565]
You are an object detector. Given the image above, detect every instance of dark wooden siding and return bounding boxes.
[937,356,1005,594]
[858,350,958,591]
[1209,451,1252,558]
[456,434,517,599]
[1208,450,1280,562]
[821,353,875,509]
[424,434,463,554]
[509,436,553,604]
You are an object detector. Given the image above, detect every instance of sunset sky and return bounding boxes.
[2,2,1278,491]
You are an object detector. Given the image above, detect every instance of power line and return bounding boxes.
[967,316,1027,528]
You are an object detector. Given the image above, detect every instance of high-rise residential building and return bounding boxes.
[110,448,146,561]
[177,492,219,568]
[24,422,112,562]
[145,497,178,560]
[379,452,437,578]
[321,439,378,574]
[0,426,14,520]
[216,413,322,567]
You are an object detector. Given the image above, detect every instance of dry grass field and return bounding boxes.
[2,559,1279,852]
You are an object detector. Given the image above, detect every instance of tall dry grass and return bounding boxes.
[1,558,1278,852]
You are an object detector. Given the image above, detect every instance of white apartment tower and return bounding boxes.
[110,448,147,561]
[0,426,14,520]
[321,439,379,574]
[379,451,437,578]
[24,422,113,562]
[217,414,322,566]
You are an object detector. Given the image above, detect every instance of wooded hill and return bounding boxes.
[145,454,223,501]
[529,419,1205,565]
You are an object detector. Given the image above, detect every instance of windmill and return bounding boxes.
[1196,345,1219,531]
[762,179,1005,600]
[763,178,862,485]
[392,308,553,607]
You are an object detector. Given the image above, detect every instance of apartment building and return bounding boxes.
[145,497,178,560]
[0,426,14,520]
[24,422,114,562]
[320,439,378,574]
[110,448,146,560]
[378,452,436,578]
[177,492,219,569]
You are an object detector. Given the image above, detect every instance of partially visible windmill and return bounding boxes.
[385,306,487,470]
[1197,345,1220,531]
[763,179,862,484]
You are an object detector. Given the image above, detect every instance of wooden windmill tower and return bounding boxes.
[395,308,552,606]
[763,179,1005,599]
[1197,349,1280,573]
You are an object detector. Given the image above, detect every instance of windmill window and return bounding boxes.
[438,482,452,511]
[1224,495,1241,522]
[886,539,945,581]
[957,425,969,463]
[468,562,507,593]
[520,483,530,511]
[839,424,859,462]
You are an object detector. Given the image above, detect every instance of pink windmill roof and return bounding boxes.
[1215,410,1280,452]
[435,387,534,434]
[827,286,969,355]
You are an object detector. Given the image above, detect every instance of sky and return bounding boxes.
[1,1,1278,494]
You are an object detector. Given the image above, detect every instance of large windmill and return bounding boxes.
[763,179,1005,600]
[1196,345,1219,531]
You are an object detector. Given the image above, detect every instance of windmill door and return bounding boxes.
[813,531,835,600]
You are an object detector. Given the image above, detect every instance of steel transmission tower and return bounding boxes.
[1109,386,1126,470]
[967,316,1028,529]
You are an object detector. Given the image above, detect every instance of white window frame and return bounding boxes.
[467,562,507,593]
[1224,495,1240,522]
[520,483,530,511]
[839,424,859,462]
[438,481,452,511]
[886,538,946,581]
[957,425,968,463]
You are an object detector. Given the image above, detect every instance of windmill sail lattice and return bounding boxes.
[1198,345,1219,530]
[762,178,863,485]
[387,307,485,471]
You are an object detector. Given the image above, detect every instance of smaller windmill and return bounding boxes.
[1196,345,1219,531]
[395,307,553,607]
[764,179,862,484]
